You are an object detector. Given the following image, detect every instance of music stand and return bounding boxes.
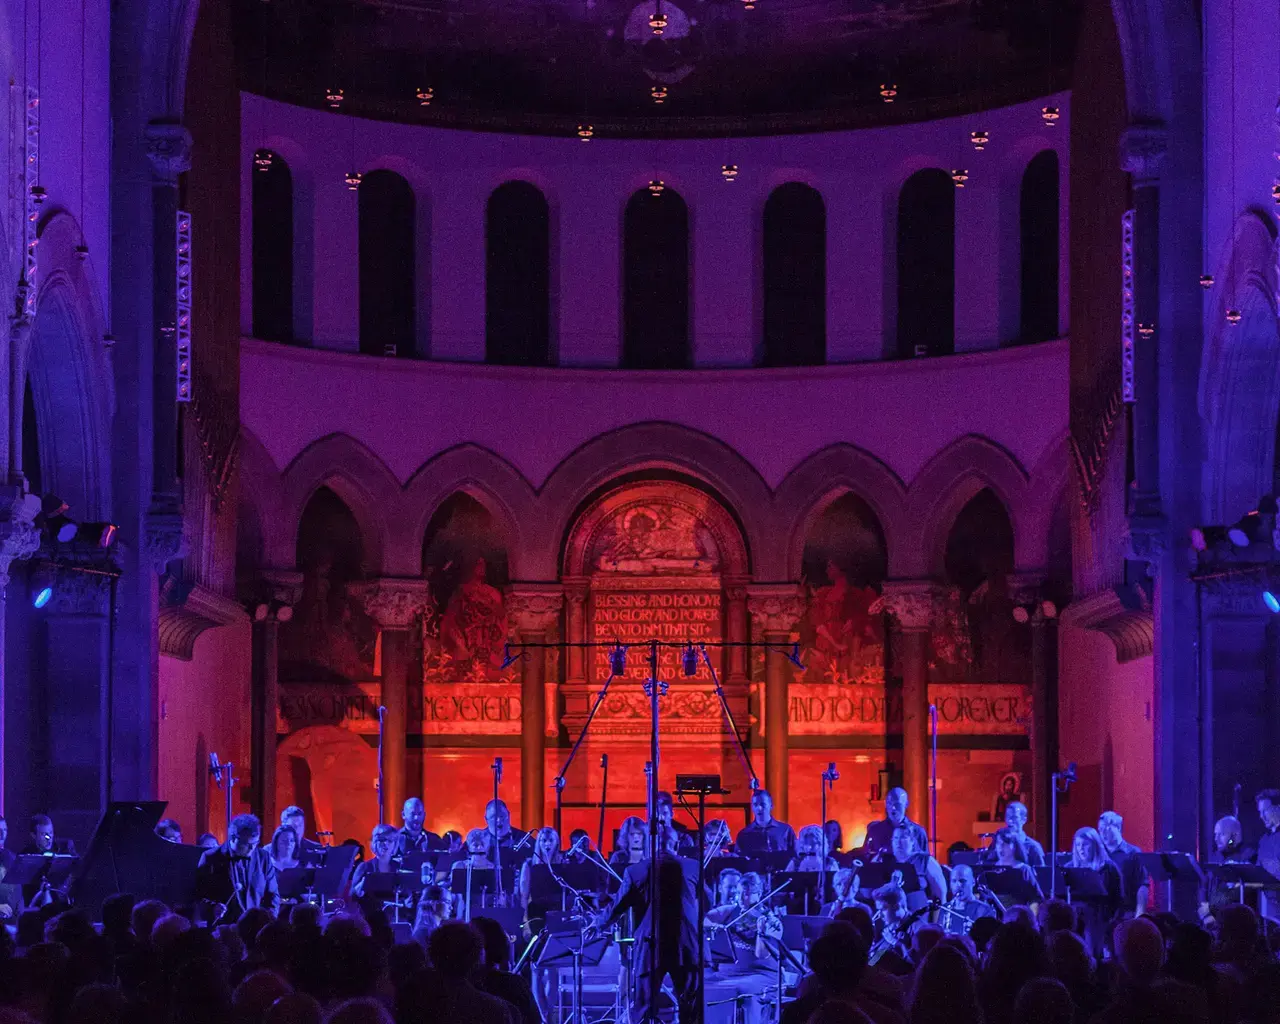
[774,872,835,915]
[977,866,1041,906]
[1059,867,1109,903]
[538,928,611,1024]
[856,862,922,895]
[277,866,313,902]
[780,915,828,951]
[471,905,525,936]
[361,870,419,923]
[550,864,607,903]
[1211,863,1279,902]
[1138,853,1203,914]
[949,850,984,869]
[706,856,753,878]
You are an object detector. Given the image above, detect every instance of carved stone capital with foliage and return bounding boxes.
[0,486,40,587]
[879,580,947,631]
[144,121,193,184]
[1119,122,1167,184]
[747,585,806,636]
[351,578,434,630]
[506,584,564,636]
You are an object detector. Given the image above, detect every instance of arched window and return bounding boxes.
[762,183,826,366]
[486,182,551,366]
[251,152,293,342]
[358,170,416,358]
[1020,149,1061,343]
[896,169,955,358]
[623,187,689,369]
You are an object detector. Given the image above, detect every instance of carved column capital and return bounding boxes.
[1125,514,1167,572]
[724,573,751,604]
[146,509,189,573]
[351,577,434,630]
[506,584,564,636]
[0,486,40,587]
[1007,573,1047,606]
[145,121,193,185]
[259,569,305,607]
[45,564,113,615]
[879,580,947,631]
[747,585,806,636]
[1119,122,1167,185]
[562,576,590,607]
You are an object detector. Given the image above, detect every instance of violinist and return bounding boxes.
[874,825,947,903]
[705,867,777,1024]
[703,819,734,859]
[938,864,995,936]
[708,868,743,919]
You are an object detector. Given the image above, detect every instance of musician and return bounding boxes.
[823,820,844,858]
[862,787,927,860]
[463,827,496,867]
[443,830,464,854]
[786,824,839,873]
[269,826,302,873]
[412,882,450,944]
[565,829,594,864]
[869,882,914,962]
[735,789,796,855]
[609,816,648,870]
[985,828,1044,900]
[703,819,733,859]
[280,806,325,857]
[1097,810,1149,914]
[155,818,183,844]
[1068,826,1123,957]
[706,864,778,1024]
[1208,815,1254,864]
[874,824,947,903]
[0,818,14,878]
[396,797,443,855]
[655,792,697,854]
[938,864,995,936]
[195,813,279,922]
[351,824,403,899]
[710,867,743,915]
[1256,788,1280,879]
[821,866,864,917]
[484,800,529,855]
[1000,802,1046,867]
[518,826,564,927]
[23,814,75,856]
[594,823,701,1024]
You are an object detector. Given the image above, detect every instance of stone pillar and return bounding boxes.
[724,576,750,685]
[248,572,303,827]
[1011,574,1056,840]
[353,579,433,825]
[564,577,589,685]
[507,585,564,831]
[882,581,943,830]
[748,586,805,819]
[0,489,39,810]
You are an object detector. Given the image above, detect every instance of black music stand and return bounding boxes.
[774,872,836,915]
[277,867,312,902]
[538,928,611,1024]
[857,862,922,895]
[450,865,516,909]
[1211,863,1279,902]
[780,915,828,951]
[1059,867,1108,903]
[978,865,1042,906]
[706,856,753,878]
[361,870,419,923]
[1138,853,1202,914]
[706,924,738,967]
[949,850,984,869]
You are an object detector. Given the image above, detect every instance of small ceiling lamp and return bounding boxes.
[1137,322,1155,338]
[325,88,345,109]
[74,243,89,261]
[253,148,274,172]
[969,130,989,151]
[649,8,667,34]
[1199,274,1215,288]
[721,164,739,182]
[741,0,755,11]
[416,86,434,107]
[1041,105,1060,125]
[879,83,897,103]
[29,184,47,204]
[1272,182,1280,204]
[344,169,363,190]
[577,123,594,141]
[648,179,666,196]
[950,168,969,188]
[1226,308,1242,325]
[651,85,668,105]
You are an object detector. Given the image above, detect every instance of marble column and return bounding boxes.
[248,571,303,827]
[724,576,750,685]
[882,581,944,828]
[507,584,564,831]
[0,488,39,811]
[748,586,805,819]
[1011,574,1056,841]
[563,577,589,686]
[353,578,433,825]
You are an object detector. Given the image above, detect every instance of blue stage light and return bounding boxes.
[1264,590,1279,614]
[33,585,52,609]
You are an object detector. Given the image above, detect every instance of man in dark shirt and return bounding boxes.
[736,789,797,856]
[280,805,326,858]
[397,797,444,855]
[195,813,279,923]
[655,792,697,855]
[1256,788,1280,880]
[1097,810,1148,915]
[23,814,76,855]
[861,788,926,860]
[471,915,542,1024]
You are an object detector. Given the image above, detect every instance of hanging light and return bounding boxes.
[721,163,739,182]
[648,179,666,195]
[649,8,667,34]
[740,0,755,11]
[1041,105,1060,125]
[651,85,668,105]
[577,124,594,141]
[1272,181,1280,204]
[950,168,969,188]
[1199,274,1215,288]
[253,149,274,172]
[29,184,47,204]
[1226,308,1243,325]
[879,83,897,103]
[344,170,363,190]
[969,130,989,151]
[74,243,89,261]
[416,86,434,107]
[325,87,345,109]
[1137,322,1155,338]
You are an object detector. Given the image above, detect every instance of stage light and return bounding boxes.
[608,645,627,676]
[33,584,51,608]
[681,644,699,676]
[30,564,54,609]
[1041,600,1058,619]
[1190,525,1228,551]
[38,494,77,543]
[1012,606,1030,623]
[1264,591,1280,614]
[79,523,118,548]
[276,605,294,623]
[1199,274,1214,288]
[1228,496,1277,547]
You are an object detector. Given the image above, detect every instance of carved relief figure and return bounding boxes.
[439,556,508,677]
[799,559,885,684]
[591,503,719,574]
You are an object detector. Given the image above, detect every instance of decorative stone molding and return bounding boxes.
[0,487,40,587]
[1059,587,1154,663]
[158,584,247,659]
[351,577,434,630]
[1199,574,1274,618]
[506,584,564,636]
[747,585,806,636]
[146,510,189,573]
[1124,513,1167,569]
[1007,573,1047,607]
[1119,122,1168,185]
[144,121,193,184]
[879,580,947,631]
[246,569,305,611]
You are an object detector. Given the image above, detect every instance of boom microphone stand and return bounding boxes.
[1050,761,1077,900]
[821,763,839,904]
[491,757,505,906]
[551,660,623,837]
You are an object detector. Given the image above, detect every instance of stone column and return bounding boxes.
[724,576,750,685]
[882,581,944,829]
[563,577,589,685]
[353,579,433,825]
[248,571,303,827]
[507,585,564,831]
[0,489,39,810]
[1010,574,1055,840]
[748,586,805,819]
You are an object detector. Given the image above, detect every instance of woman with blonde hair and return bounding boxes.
[1069,826,1122,957]
[786,824,839,873]
[609,816,647,870]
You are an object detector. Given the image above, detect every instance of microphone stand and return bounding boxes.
[597,754,609,854]
[552,668,621,837]
[929,703,939,859]
[699,645,760,789]
[491,758,505,907]
[821,763,839,909]
[208,754,237,839]
[1049,762,1077,900]
[376,705,387,826]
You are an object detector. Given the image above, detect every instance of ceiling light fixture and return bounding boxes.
[879,83,897,103]
[721,164,738,182]
[969,130,989,151]
[651,85,668,105]
[1041,105,1060,125]
[648,179,666,196]
[253,148,274,172]
[325,88,345,109]
[1226,308,1242,325]
[577,124,594,141]
[649,8,667,34]
[740,0,755,11]
[416,87,434,107]
[344,170,363,190]
[1199,274,1215,288]
[950,169,968,188]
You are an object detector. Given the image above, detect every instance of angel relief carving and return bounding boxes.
[796,560,885,685]
[590,502,720,575]
[422,557,514,683]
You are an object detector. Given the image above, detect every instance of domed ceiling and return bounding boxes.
[233,0,1079,137]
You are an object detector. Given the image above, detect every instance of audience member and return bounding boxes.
[1013,976,1073,1024]
[908,943,981,1024]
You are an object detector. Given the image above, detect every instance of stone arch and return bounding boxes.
[903,435,1031,578]
[1025,433,1075,573]
[539,422,773,579]
[24,212,112,519]
[400,446,538,579]
[280,434,400,575]
[237,427,289,569]
[1199,211,1280,523]
[774,445,910,579]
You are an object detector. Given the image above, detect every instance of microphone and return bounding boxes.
[1061,761,1077,785]
[377,705,387,723]
[514,828,534,851]
[569,833,589,856]
[824,762,840,783]
[493,757,503,782]
[500,644,522,670]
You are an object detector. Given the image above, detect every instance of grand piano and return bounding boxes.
[67,801,204,918]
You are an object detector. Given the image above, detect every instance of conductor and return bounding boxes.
[593,823,702,1024]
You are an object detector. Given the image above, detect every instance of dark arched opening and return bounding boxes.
[897,169,955,358]
[486,182,552,366]
[623,187,689,369]
[1020,149,1061,343]
[358,170,416,358]
[762,183,826,366]
[251,153,293,342]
